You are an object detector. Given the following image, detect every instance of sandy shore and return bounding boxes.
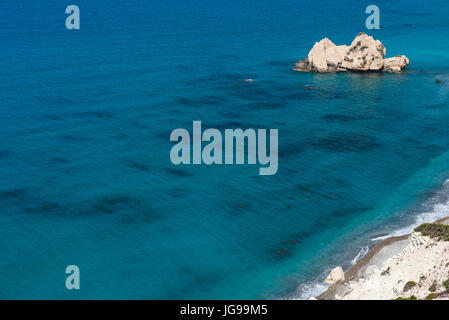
[318,217,449,300]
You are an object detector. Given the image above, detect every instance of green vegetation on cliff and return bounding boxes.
[414,223,449,241]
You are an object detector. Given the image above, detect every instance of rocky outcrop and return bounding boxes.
[294,32,409,73]
[383,55,410,73]
[340,33,385,71]
[293,58,311,72]
[307,38,332,72]
[293,38,348,72]
[327,45,350,72]
[325,266,345,285]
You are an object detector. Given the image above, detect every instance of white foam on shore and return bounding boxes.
[351,246,369,265]
[293,281,328,300]
[371,194,449,242]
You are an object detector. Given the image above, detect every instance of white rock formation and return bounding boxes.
[383,55,410,73]
[307,38,331,72]
[294,33,409,73]
[305,38,349,72]
[340,32,385,71]
[325,266,345,285]
[327,45,349,71]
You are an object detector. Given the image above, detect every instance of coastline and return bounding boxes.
[317,216,449,300]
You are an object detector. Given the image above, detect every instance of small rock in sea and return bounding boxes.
[383,55,409,73]
[294,58,311,72]
[293,32,409,73]
[436,79,442,84]
[276,249,291,257]
[325,266,345,285]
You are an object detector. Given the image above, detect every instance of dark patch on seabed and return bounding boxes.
[279,141,303,158]
[165,167,193,178]
[85,194,161,224]
[318,89,349,99]
[219,199,253,216]
[129,121,149,129]
[168,188,191,199]
[49,157,70,165]
[0,188,28,201]
[72,110,115,119]
[61,135,94,142]
[0,150,11,159]
[168,268,223,298]
[271,248,293,260]
[191,271,222,287]
[44,113,63,121]
[270,236,307,261]
[173,95,226,108]
[268,232,321,262]
[424,103,448,109]
[244,100,285,110]
[322,114,373,122]
[110,133,129,140]
[119,210,161,224]
[0,189,66,217]
[310,132,381,152]
[294,183,340,201]
[91,195,143,214]
[127,162,150,172]
[331,206,374,218]
[24,201,61,214]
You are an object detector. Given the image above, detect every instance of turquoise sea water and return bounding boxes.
[1,0,449,299]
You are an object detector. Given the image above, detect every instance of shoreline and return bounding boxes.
[317,216,449,300]
[293,173,449,300]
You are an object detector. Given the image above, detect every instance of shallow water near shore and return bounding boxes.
[1,0,449,299]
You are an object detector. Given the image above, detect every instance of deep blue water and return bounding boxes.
[1,0,449,299]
